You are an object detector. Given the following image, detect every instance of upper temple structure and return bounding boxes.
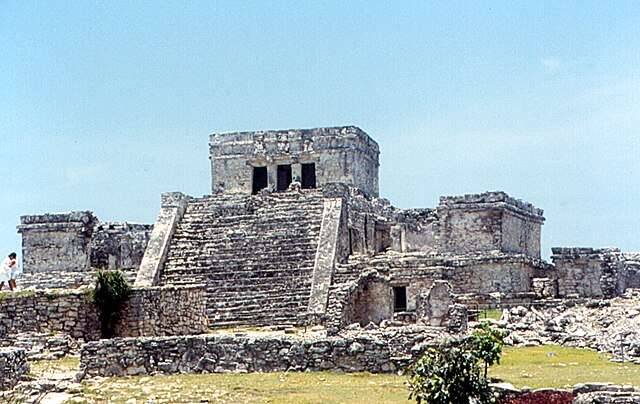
[209,126,380,196]
[15,125,640,330]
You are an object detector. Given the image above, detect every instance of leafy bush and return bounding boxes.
[407,323,506,404]
[92,270,131,338]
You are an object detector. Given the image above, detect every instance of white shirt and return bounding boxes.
[0,257,12,282]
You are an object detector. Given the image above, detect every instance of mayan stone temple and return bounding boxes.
[2,126,640,401]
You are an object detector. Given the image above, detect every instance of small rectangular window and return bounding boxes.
[277,164,292,191]
[252,166,268,195]
[301,163,316,189]
[393,286,407,312]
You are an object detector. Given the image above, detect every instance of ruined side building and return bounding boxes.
[16,126,640,329]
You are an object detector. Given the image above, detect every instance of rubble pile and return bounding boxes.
[502,290,640,362]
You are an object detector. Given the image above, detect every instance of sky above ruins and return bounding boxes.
[1,1,639,259]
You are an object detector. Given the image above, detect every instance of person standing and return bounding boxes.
[1,252,18,291]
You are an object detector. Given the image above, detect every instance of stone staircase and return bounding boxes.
[160,190,325,327]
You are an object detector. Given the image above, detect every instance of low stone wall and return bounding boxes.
[0,285,207,341]
[0,290,100,341]
[116,285,208,337]
[80,334,397,378]
[0,348,29,391]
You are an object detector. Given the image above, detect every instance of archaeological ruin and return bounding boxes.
[2,125,639,402]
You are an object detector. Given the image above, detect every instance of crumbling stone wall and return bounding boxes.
[386,192,544,259]
[553,248,626,298]
[0,290,100,341]
[342,275,393,326]
[209,126,380,197]
[115,285,208,337]
[391,209,438,254]
[0,348,28,391]
[80,333,397,378]
[17,211,152,275]
[0,286,207,341]
[339,252,545,310]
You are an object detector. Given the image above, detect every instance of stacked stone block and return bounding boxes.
[0,290,100,341]
[0,286,207,341]
[115,285,208,337]
[18,212,98,273]
[80,333,396,377]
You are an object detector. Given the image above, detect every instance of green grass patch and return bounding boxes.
[491,345,640,388]
[56,345,639,402]
[478,308,503,321]
[0,289,37,300]
[29,356,80,377]
[80,372,409,404]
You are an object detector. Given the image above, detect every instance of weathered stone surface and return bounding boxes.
[437,192,544,258]
[115,285,208,337]
[0,348,28,391]
[553,248,627,298]
[135,192,190,286]
[0,290,100,341]
[418,281,453,326]
[308,198,345,315]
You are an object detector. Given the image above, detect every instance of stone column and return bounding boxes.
[267,164,277,191]
[292,163,302,183]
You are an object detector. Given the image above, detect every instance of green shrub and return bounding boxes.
[92,270,131,338]
[407,324,506,404]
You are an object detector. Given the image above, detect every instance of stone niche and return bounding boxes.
[342,275,394,326]
[209,126,380,197]
[417,281,453,327]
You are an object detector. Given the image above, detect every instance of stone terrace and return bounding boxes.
[160,189,325,327]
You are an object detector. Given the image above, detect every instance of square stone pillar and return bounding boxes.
[267,164,277,191]
[292,163,302,183]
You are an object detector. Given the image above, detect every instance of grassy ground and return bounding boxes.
[27,345,638,403]
[29,355,80,377]
[478,308,503,321]
[491,345,640,388]
[78,372,409,403]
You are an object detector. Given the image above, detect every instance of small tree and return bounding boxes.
[92,270,131,338]
[468,322,507,379]
[408,323,506,404]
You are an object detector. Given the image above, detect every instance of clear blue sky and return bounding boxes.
[1,1,639,260]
